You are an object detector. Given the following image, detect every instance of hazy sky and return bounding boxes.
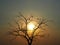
[0,0,60,45]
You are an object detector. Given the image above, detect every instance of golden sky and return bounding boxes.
[0,0,60,45]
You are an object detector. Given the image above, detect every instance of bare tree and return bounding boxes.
[7,12,49,45]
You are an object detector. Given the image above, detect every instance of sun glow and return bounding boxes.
[27,21,38,37]
[27,22,35,31]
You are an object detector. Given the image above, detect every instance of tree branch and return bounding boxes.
[31,18,48,40]
[8,30,29,42]
[19,12,27,23]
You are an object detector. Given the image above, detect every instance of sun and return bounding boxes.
[27,22,35,31]
[27,21,38,37]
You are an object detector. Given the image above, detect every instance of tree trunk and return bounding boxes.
[28,40,32,45]
[28,42,32,45]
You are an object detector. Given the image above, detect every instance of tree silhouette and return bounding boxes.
[7,12,49,45]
